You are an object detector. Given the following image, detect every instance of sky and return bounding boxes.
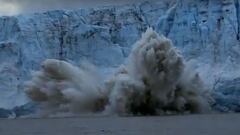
[0,0,153,16]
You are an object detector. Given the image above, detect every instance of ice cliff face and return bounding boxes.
[0,0,240,109]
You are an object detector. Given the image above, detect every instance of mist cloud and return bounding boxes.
[25,28,210,117]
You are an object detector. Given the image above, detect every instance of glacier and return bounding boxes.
[0,0,240,116]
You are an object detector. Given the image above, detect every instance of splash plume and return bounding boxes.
[105,28,210,115]
[25,28,210,116]
[25,59,107,116]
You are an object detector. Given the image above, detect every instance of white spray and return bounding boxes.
[105,28,210,115]
[25,28,210,116]
[25,59,107,116]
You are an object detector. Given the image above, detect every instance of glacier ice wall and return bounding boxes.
[0,0,240,109]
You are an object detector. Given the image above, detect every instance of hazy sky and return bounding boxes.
[0,0,153,16]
